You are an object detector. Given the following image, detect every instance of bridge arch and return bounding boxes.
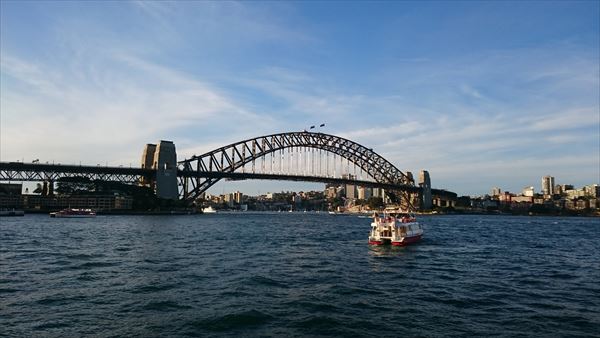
[178,131,415,202]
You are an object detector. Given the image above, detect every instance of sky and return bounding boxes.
[1,1,599,196]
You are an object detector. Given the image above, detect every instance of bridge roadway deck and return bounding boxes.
[0,162,422,193]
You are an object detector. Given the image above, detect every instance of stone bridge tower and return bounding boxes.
[141,140,178,200]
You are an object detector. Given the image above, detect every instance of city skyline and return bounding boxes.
[1,1,599,196]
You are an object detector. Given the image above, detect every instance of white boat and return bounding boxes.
[202,206,217,213]
[368,212,423,246]
[50,208,96,218]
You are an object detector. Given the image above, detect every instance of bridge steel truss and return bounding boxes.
[178,131,418,204]
[0,162,153,185]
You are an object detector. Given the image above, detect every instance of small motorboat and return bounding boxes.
[202,206,217,214]
[368,212,423,246]
[50,208,96,218]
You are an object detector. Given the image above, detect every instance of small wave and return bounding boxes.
[285,299,340,313]
[130,283,179,294]
[76,272,96,281]
[65,253,103,260]
[79,261,119,269]
[36,294,87,306]
[34,322,70,330]
[0,287,21,294]
[142,300,192,312]
[293,315,343,333]
[329,285,383,296]
[187,309,272,332]
[219,289,253,298]
[247,275,288,288]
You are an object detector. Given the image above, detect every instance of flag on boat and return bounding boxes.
[320,123,325,127]
[310,125,315,129]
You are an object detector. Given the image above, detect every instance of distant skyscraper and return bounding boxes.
[542,176,555,195]
[233,191,243,204]
[357,186,371,200]
[343,174,357,199]
[419,170,432,210]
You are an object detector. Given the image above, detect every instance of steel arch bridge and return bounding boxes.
[178,131,417,204]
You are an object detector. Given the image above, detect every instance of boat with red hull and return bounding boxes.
[368,213,423,246]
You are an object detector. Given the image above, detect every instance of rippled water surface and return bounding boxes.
[1,213,599,337]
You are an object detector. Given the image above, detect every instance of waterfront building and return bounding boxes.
[583,184,600,197]
[491,187,502,197]
[542,176,555,195]
[555,185,563,195]
[522,186,535,197]
[565,189,585,199]
[372,188,383,198]
[3,194,133,211]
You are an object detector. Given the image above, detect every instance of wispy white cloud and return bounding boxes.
[0,51,273,165]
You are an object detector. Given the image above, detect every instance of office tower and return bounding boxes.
[542,176,555,195]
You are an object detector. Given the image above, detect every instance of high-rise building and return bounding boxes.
[357,186,372,200]
[542,176,555,195]
[491,187,502,197]
[419,170,432,210]
[342,174,357,199]
[233,191,243,204]
[372,188,381,198]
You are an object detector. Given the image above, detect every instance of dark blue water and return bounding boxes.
[1,213,599,337]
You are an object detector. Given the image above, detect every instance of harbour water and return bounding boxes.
[1,213,599,337]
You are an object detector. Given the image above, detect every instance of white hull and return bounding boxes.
[202,207,217,213]
[368,214,423,246]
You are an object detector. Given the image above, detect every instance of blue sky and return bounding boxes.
[1,1,598,196]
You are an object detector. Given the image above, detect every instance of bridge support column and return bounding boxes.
[153,141,179,200]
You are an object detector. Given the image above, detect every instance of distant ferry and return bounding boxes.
[50,208,96,218]
[202,206,217,214]
[368,212,423,246]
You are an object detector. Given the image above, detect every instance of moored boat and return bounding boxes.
[202,206,217,214]
[368,212,423,246]
[50,208,96,218]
